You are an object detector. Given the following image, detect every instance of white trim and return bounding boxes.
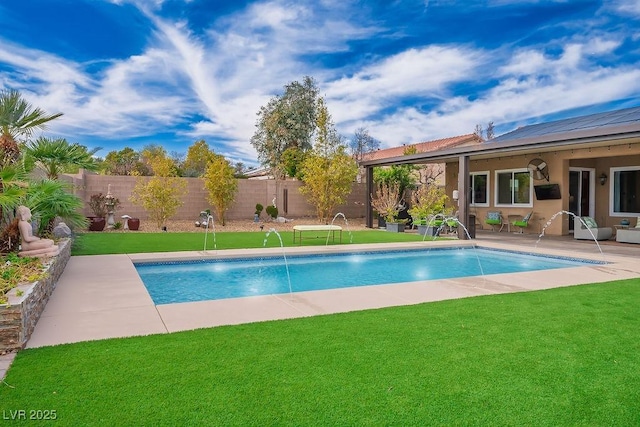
[569,167,596,217]
[609,166,640,217]
[470,171,489,207]
[494,168,533,208]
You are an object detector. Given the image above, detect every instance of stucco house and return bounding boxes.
[362,106,640,237]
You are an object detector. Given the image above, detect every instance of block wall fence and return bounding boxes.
[61,171,367,224]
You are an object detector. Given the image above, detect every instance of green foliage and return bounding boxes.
[265,205,278,219]
[23,136,100,179]
[184,139,214,177]
[130,155,187,229]
[202,154,238,226]
[373,165,416,199]
[0,89,62,167]
[24,179,88,235]
[255,203,264,215]
[250,76,319,178]
[280,146,307,179]
[299,97,358,223]
[407,184,449,220]
[101,147,142,176]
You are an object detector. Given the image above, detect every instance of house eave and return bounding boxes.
[360,123,640,167]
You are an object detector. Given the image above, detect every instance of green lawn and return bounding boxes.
[71,229,430,255]
[2,280,639,425]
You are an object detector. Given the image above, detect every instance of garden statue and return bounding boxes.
[17,205,59,258]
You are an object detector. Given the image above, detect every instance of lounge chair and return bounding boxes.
[485,211,504,232]
[511,211,533,233]
[573,217,612,240]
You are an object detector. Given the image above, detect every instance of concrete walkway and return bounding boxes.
[22,232,640,350]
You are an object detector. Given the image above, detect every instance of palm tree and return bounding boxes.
[0,89,63,250]
[0,89,63,167]
[24,137,101,179]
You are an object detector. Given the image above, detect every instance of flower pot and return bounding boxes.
[386,222,405,233]
[417,225,438,236]
[128,218,140,231]
[88,217,106,231]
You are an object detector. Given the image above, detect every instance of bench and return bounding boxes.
[293,225,342,245]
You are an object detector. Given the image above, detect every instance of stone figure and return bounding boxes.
[17,205,59,258]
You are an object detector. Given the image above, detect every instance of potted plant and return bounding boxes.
[128,217,140,230]
[370,183,404,232]
[408,184,449,236]
[88,193,107,231]
[254,203,263,223]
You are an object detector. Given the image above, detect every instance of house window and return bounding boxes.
[470,172,489,206]
[612,167,640,216]
[495,169,532,206]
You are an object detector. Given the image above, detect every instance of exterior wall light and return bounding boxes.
[599,173,608,186]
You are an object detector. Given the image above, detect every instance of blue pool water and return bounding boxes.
[135,247,600,305]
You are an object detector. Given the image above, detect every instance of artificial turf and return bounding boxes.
[70,229,430,255]
[2,279,639,425]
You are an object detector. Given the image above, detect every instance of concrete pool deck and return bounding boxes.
[24,233,640,349]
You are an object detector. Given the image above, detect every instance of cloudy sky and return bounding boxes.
[1,0,639,166]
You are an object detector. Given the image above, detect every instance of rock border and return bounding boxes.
[0,239,71,352]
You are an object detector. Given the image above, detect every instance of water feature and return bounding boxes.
[421,214,485,276]
[203,215,217,251]
[421,213,448,241]
[327,212,354,245]
[263,228,293,294]
[535,210,605,260]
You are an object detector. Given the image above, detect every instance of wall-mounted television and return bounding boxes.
[534,184,561,200]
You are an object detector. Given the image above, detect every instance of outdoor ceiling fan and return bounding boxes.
[527,158,549,182]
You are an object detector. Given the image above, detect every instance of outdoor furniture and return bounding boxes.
[485,211,504,232]
[573,217,612,240]
[293,225,342,245]
[510,211,533,233]
[616,228,640,244]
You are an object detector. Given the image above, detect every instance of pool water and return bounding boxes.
[135,247,598,305]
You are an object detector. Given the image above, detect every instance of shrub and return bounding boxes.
[265,205,278,219]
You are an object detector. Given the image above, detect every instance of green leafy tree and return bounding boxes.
[102,147,142,176]
[203,154,238,226]
[373,147,419,200]
[130,154,187,229]
[300,98,358,223]
[251,76,319,178]
[24,137,100,179]
[184,140,214,177]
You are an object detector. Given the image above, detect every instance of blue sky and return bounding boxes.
[1,0,639,167]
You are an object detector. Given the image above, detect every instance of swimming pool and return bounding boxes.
[135,247,600,305]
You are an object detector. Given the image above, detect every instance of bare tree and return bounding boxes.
[486,121,495,140]
[349,127,380,163]
[473,124,484,140]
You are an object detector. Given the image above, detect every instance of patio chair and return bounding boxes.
[511,211,533,234]
[484,211,504,232]
[573,216,612,240]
